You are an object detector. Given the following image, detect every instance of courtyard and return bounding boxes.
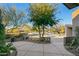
[13,36,74,56]
[0,3,78,56]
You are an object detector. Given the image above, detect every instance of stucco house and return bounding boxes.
[65,9,79,37]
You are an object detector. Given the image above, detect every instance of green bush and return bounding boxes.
[0,23,5,44]
[0,43,16,56]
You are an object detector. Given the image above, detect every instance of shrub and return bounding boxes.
[64,37,78,48]
[0,43,16,56]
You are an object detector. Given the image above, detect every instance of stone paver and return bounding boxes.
[13,37,74,56]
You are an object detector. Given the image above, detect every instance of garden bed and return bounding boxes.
[64,37,79,56]
[27,37,51,44]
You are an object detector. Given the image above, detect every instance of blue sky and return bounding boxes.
[56,4,79,25]
[0,3,78,25]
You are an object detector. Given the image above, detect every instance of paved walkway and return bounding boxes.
[13,37,74,56]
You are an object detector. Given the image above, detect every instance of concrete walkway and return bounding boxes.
[13,37,74,56]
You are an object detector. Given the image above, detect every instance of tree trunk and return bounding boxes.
[42,25,45,38]
[38,26,41,38]
[40,25,45,41]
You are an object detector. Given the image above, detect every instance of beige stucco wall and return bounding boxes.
[65,25,72,37]
[72,9,79,36]
[72,15,79,36]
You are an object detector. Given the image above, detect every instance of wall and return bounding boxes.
[72,15,79,36]
[65,25,72,37]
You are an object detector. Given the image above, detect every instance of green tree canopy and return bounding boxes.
[29,3,59,40]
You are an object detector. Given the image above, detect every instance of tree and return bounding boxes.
[0,6,25,28]
[0,6,25,35]
[52,24,65,34]
[29,3,59,40]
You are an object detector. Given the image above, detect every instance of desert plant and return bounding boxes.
[75,27,79,48]
[69,27,79,49]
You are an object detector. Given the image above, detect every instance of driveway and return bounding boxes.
[13,37,74,56]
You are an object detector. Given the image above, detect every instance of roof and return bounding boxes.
[63,4,79,19]
[65,24,72,29]
[72,9,79,19]
[63,3,79,9]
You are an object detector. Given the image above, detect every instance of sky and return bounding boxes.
[56,3,79,25]
[0,3,79,25]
